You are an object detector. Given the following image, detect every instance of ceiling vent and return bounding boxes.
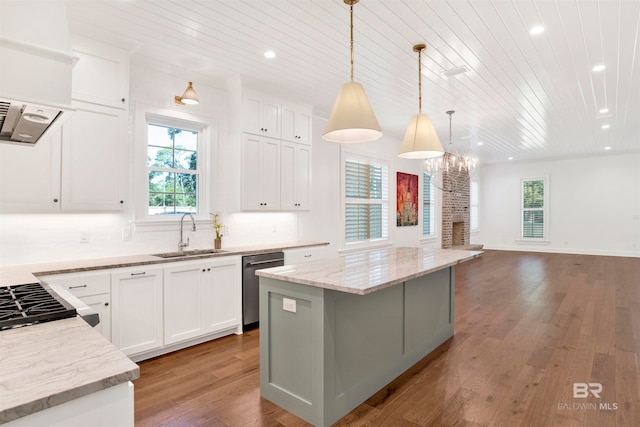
[441,66,469,78]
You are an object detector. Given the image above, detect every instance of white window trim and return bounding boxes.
[420,172,439,243]
[133,104,215,231]
[517,175,550,244]
[340,147,392,252]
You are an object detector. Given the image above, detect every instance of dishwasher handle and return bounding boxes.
[248,258,284,266]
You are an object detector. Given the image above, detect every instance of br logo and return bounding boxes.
[573,383,602,398]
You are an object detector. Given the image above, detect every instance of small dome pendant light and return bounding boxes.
[323,0,382,143]
[175,81,199,105]
[398,44,444,159]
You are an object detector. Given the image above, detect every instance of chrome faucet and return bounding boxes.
[178,213,196,251]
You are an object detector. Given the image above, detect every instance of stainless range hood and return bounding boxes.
[0,1,75,146]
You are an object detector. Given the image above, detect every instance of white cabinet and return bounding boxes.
[111,267,163,357]
[38,270,112,341]
[0,39,128,213]
[281,104,311,144]
[241,134,281,210]
[284,245,328,265]
[243,93,281,138]
[71,36,129,110]
[281,141,311,210]
[163,256,241,346]
[0,128,62,212]
[61,105,127,211]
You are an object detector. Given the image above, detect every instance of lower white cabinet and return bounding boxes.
[163,256,241,346]
[38,270,111,340]
[111,266,163,357]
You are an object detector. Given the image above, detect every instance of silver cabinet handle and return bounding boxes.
[130,272,146,276]
[69,284,88,289]
[248,258,284,266]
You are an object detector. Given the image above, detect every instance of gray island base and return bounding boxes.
[257,247,482,427]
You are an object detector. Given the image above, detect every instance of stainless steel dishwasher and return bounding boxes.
[242,251,284,330]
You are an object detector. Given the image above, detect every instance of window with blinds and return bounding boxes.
[521,179,545,239]
[423,173,435,236]
[344,157,389,244]
[470,180,479,231]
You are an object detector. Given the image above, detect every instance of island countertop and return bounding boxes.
[0,317,139,424]
[256,246,482,295]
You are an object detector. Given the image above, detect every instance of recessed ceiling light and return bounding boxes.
[592,64,606,72]
[477,142,484,146]
[601,124,610,129]
[264,50,276,59]
[599,108,609,114]
[604,146,612,150]
[529,25,545,35]
[508,157,514,160]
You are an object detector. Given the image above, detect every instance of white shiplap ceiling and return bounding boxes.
[64,0,640,164]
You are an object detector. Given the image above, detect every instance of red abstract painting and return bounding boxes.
[397,172,419,226]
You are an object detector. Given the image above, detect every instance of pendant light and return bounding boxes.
[398,44,444,158]
[323,0,382,143]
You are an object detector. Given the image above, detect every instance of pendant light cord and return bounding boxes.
[417,48,422,113]
[349,2,354,82]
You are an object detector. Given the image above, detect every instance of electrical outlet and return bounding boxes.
[79,229,90,244]
[283,298,296,313]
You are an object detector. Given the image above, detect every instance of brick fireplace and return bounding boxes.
[441,155,471,249]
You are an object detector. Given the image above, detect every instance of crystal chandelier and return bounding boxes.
[424,110,477,192]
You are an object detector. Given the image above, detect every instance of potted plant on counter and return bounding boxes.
[211,212,224,249]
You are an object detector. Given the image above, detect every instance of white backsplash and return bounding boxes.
[0,212,298,266]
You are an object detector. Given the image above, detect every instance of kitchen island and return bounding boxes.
[256,247,482,427]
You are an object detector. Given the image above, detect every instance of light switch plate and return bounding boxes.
[283,297,296,313]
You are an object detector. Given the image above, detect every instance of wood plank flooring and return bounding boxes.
[134,250,640,426]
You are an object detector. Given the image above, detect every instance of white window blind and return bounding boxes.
[470,180,479,231]
[345,157,389,244]
[423,173,435,236]
[521,179,545,239]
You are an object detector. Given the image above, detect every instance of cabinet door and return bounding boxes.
[241,135,280,211]
[111,267,163,356]
[61,105,126,211]
[281,141,311,210]
[163,262,206,345]
[81,293,111,341]
[203,257,241,333]
[282,104,311,144]
[0,128,61,212]
[243,94,280,138]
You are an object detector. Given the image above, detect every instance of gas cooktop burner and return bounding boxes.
[0,282,77,330]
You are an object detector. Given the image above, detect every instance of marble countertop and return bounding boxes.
[0,241,329,287]
[0,317,139,424]
[256,247,482,295]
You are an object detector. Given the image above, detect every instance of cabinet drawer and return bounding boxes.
[40,271,110,297]
[284,246,328,265]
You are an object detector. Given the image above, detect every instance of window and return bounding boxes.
[423,173,436,237]
[147,122,201,216]
[344,155,389,245]
[470,180,479,232]
[521,178,546,239]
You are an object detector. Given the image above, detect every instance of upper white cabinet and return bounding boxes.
[71,37,129,110]
[243,93,281,138]
[0,39,129,213]
[281,103,311,145]
[61,105,127,211]
[0,128,62,212]
[241,134,281,210]
[280,141,311,210]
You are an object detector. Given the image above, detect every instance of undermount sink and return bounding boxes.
[152,249,228,258]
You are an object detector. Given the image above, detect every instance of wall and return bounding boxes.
[298,116,443,257]
[478,152,640,257]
